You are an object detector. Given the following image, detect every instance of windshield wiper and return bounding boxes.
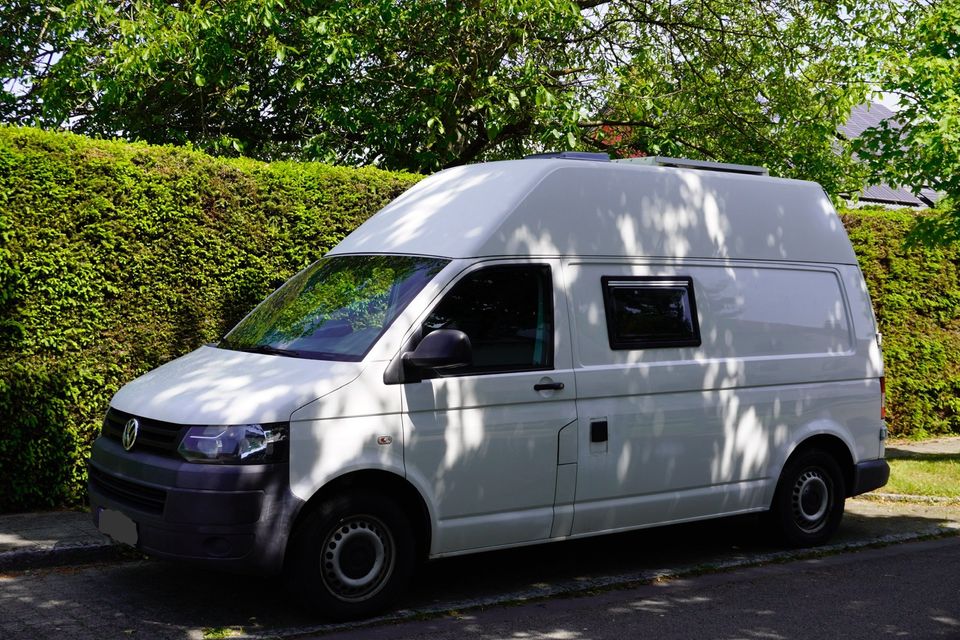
[232,344,304,358]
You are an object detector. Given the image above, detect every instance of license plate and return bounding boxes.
[97,508,138,546]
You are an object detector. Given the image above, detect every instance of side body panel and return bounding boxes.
[402,373,576,553]
[565,259,883,536]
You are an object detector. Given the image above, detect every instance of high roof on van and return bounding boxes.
[329,159,857,264]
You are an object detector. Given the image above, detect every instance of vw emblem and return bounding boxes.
[122,418,139,451]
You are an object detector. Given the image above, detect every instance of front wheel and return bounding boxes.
[285,492,415,620]
[771,449,846,547]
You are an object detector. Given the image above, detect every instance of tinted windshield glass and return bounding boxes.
[220,255,448,361]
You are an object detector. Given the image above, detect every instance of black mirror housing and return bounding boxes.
[403,329,472,371]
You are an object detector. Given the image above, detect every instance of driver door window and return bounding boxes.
[423,264,553,375]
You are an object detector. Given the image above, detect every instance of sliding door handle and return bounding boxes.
[534,381,565,392]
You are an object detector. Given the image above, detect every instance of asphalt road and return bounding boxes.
[326,536,960,640]
[1,499,958,639]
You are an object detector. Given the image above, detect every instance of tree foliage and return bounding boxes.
[588,0,896,195]
[855,0,960,244]
[2,0,587,171]
[2,0,898,191]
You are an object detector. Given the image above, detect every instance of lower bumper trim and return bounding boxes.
[851,458,891,496]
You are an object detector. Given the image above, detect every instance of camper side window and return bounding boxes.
[423,265,553,374]
[601,276,701,350]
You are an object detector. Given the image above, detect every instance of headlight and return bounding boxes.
[177,422,289,464]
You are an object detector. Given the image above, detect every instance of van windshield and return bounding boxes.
[220,255,448,361]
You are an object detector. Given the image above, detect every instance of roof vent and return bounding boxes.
[614,156,768,176]
[524,151,611,162]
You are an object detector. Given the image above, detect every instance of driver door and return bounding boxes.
[401,260,578,555]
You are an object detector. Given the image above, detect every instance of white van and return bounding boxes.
[89,153,889,618]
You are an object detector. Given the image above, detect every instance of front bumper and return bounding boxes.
[850,458,891,496]
[88,436,303,574]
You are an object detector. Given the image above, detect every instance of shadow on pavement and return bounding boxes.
[885,449,960,463]
[1,505,957,639]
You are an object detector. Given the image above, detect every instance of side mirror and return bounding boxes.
[403,329,472,371]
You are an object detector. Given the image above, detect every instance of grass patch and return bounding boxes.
[885,455,960,498]
[201,627,242,639]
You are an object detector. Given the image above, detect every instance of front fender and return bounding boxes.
[288,414,406,502]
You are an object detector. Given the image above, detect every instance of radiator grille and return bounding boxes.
[102,408,185,456]
[88,465,167,515]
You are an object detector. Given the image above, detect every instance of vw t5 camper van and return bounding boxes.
[89,153,889,618]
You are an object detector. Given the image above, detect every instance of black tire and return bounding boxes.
[284,492,415,620]
[771,449,846,547]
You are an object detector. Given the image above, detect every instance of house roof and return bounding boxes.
[840,102,897,139]
[842,103,940,207]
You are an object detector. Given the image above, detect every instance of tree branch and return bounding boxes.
[576,0,612,9]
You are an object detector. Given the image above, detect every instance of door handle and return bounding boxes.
[534,381,565,392]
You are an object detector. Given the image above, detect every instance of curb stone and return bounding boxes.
[859,492,960,505]
[0,540,127,572]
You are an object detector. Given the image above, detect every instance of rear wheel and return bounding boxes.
[771,449,846,547]
[285,492,415,620]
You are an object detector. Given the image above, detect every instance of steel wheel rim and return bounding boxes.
[791,469,831,533]
[320,514,395,603]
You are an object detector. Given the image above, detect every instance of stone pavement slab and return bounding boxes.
[0,510,122,571]
[887,435,960,457]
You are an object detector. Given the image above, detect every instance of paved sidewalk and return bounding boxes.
[887,435,960,457]
[2,435,957,573]
[0,510,121,571]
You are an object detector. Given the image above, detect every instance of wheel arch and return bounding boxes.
[779,433,856,500]
[287,469,432,565]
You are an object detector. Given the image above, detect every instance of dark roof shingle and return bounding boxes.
[842,102,939,206]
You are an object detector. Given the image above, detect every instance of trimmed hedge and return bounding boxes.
[0,127,419,512]
[841,208,960,439]
[1,127,958,512]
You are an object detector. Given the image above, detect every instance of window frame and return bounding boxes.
[601,275,702,350]
[419,263,555,377]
